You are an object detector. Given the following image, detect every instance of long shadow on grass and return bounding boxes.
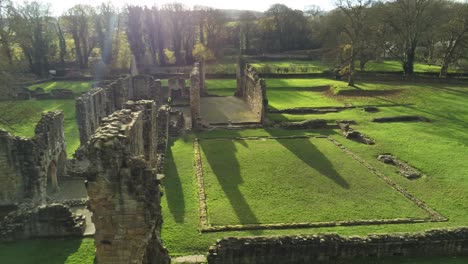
[164,141,185,223]
[201,135,262,234]
[266,129,350,189]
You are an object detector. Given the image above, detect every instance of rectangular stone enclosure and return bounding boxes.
[196,137,436,230]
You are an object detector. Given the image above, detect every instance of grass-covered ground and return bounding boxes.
[28,81,93,95]
[362,60,443,73]
[200,137,428,226]
[205,59,448,74]
[0,238,94,264]
[161,77,468,258]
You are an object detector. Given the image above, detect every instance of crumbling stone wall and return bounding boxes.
[0,111,67,205]
[0,203,85,241]
[85,101,170,264]
[235,59,268,123]
[75,75,163,145]
[199,60,207,95]
[190,63,201,129]
[207,228,468,264]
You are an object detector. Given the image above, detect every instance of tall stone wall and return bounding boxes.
[207,228,468,264]
[190,63,201,129]
[199,60,207,95]
[235,59,268,123]
[0,111,67,205]
[85,101,170,264]
[76,75,163,146]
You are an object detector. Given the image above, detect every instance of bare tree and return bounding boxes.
[0,0,14,64]
[161,3,191,65]
[335,0,373,86]
[436,1,468,77]
[11,1,55,77]
[95,3,118,65]
[62,5,96,69]
[382,0,442,75]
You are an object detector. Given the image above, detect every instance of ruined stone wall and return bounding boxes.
[207,228,468,264]
[0,203,85,241]
[76,75,162,145]
[0,111,66,205]
[235,59,267,123]
[85,101,170,264]
[200,60,207,95]
[190,63,201,129]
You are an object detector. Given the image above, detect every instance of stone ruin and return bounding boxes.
[0,111,67,206]
[168,76,188,100]
[235,58,268,124]
[0,111,86,241]
[84,100,170,264]
[190,63,202,129]
[207,228,468,264]
[338,121,374,145]
[1,203,85,241]
[75,75,163,146]
[378,154,422,179]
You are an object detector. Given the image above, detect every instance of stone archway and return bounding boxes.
[47,161,59,192]
[56,150,67,178]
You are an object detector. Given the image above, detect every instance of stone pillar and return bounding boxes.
[85,109,170,264]
[190,63,201,129]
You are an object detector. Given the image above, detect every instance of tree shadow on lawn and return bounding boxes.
[201,132,262,234]
[164,141,186,224]
[266,129,350,189]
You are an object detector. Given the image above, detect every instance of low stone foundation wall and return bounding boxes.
[207,228,468,264]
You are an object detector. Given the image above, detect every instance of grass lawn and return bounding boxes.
[28,81,93,96]
[362,60,443,73]
[199,137,428,226]
[162,78,468,256]
[0,238,94,264]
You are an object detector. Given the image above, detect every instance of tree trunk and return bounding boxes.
[439,60,449,78]
[348,47,355,87]
[403,47,415,76]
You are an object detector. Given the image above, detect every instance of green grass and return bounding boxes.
[200,137,428,226]
[250,60,329,74]
[205,60,445,74]
[0,238,94,264]
[162,79,468,256]
[28,81,93,95]
[362,60,443,73]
